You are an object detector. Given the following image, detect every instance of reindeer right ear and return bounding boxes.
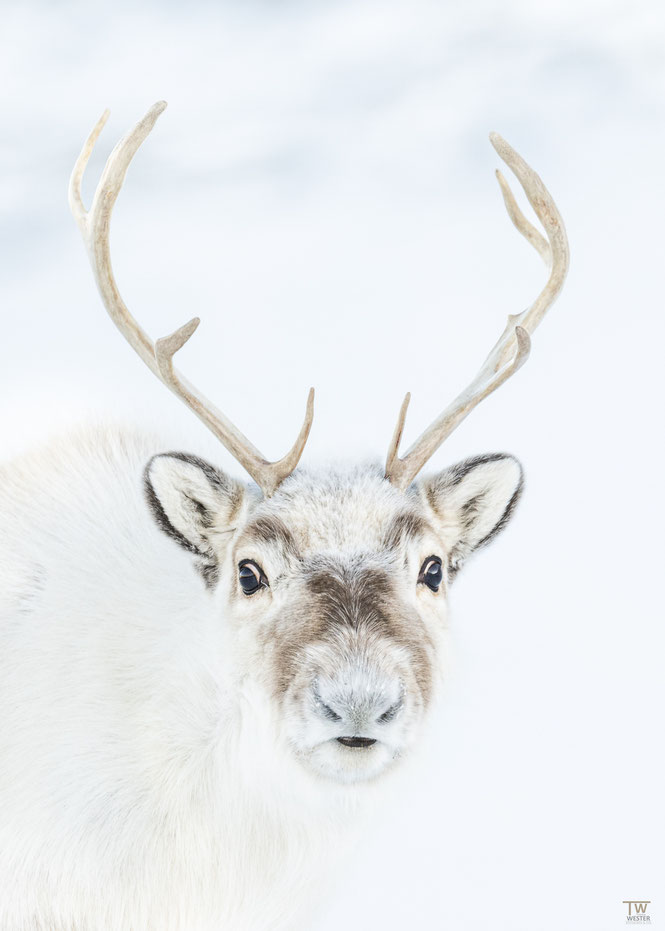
[144,453,246,569]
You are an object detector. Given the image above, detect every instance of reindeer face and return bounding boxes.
[227,470,446,784]
[145,453,522,784]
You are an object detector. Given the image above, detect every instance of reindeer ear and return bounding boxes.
[418,454,523,576]
[144,453,246,571]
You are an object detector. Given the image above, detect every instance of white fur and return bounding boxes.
[0,426,521,930]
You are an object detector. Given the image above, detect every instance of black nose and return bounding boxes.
[337,736,377,748]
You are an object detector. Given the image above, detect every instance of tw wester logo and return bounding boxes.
[623,901,651,923]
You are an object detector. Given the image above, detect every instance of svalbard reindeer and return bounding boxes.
[0,102,568,931]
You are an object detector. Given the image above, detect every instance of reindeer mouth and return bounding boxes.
[301,734,399,783]
[336,736,377,748]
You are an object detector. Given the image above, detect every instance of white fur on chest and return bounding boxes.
[0,429,365,930]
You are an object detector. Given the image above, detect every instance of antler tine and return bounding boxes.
[385,134,569,491]
[494,168,550,263]
[69,102,314,497]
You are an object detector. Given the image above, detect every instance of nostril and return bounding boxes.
[337,736,377,748]
[317,699,342,723]
[377,698,403,724]
[312,682,343,722]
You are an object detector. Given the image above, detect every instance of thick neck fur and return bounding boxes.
[0,428,387,930]
[0,425,522,930]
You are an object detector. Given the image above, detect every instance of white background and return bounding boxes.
[1,1,663,928]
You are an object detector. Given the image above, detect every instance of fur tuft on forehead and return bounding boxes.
[246,463,420,557]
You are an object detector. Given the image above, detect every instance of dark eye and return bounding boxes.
[419,556,443,592]
[238,560,267,596]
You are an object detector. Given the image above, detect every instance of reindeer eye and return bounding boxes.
[238,560,267,596]
[419,556,443,592]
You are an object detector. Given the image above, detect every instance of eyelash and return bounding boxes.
[238,560,268,596]
[418,555,444,592]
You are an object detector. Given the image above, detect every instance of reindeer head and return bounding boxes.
[70,103,567,784]
[142,454,522,782]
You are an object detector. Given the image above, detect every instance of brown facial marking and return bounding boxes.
[306,563,392,632]
[236,515,301,560]
[270,559,434,708]
[383,510,431,551]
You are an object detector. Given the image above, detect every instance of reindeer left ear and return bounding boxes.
[418,453,523,576]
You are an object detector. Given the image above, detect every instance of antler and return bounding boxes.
[385,132,569,490]
[69,101,314,497]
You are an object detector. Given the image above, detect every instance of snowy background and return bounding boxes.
[1,0,664,928]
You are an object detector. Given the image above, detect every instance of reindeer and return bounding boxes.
[0,102,568,931]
